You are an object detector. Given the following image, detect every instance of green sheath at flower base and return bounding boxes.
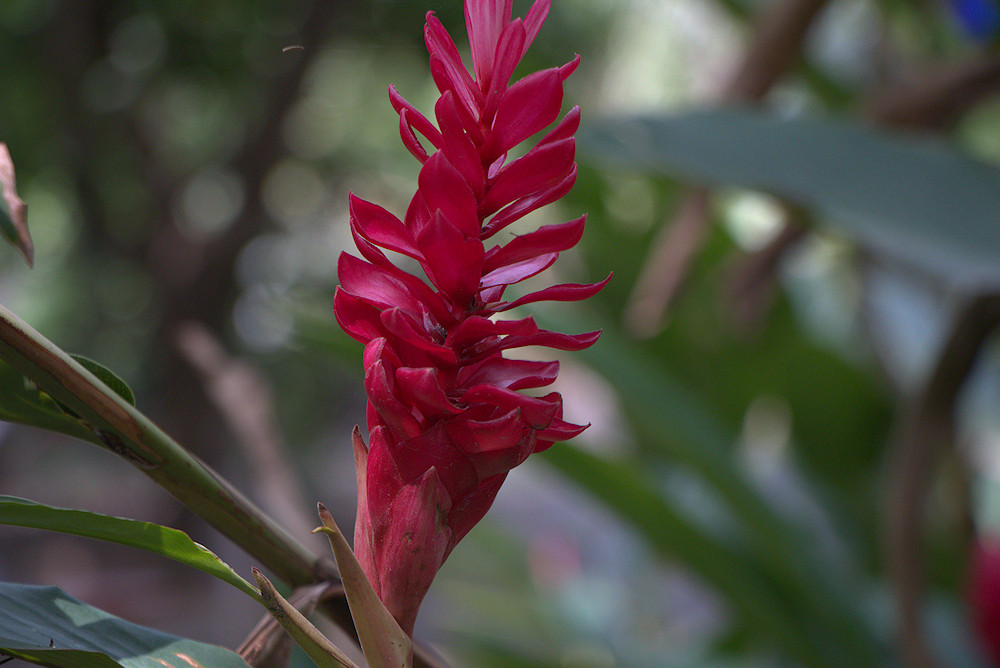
[333,0,608,636]
[314,497,412,668]
[252,568,360,668]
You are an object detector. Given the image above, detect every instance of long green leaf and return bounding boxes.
[541,443,838,666]
[0,582,249,668]
[581,107,1000,285]
[0,496,261,602]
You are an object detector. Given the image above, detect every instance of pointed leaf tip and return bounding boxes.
[0,495,261,602]
[252,568,360,668]
[317,500,331,518]
[316,502,413,668]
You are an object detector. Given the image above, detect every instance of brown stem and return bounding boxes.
[725,221,808,330]
[722,0,830,101]
[624,0,830,337]
[623,192,711,336]
[885,294,1000,667]
[865,50,1000,130]
[175,321,315,541]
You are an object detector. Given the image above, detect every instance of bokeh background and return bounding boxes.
[2,0,1000,665]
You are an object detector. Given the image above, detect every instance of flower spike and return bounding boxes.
[334,0,608,637]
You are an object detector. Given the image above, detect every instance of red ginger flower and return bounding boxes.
[333,0,608,636]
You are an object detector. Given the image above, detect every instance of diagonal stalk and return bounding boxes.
[0,303,449,668]
[0,302,336,587]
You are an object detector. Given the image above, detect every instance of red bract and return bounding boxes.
[334,0,608,636]
[970,538,1000,665]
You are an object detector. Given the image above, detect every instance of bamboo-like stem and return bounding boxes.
[0,303,337,587]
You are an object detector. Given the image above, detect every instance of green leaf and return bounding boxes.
[0,582,249,668]
[0,354,134,439]
[0,496,261,603]
[68,356,136,407]
[0,359,100,443]
[535,315,885,666]
[581,107,1000,285]
[542,444,885,668]
[0,304,327,592]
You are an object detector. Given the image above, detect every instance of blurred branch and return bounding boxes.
[712,0,851,106]
[175,321,314,541]
[725,221,808,330]
[886,293,1000,668]
[40,1,340,460]
[623,192,711,337]
[722,0,830,100]
[153,2,336,327]
[865,49,1000,129]
[147,1,339,472]
[624,0,829,336]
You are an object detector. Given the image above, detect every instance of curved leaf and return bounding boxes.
[69,356,135,407]
[0,496,261,603]
[0,582,249,668]
[582,107,1000,286]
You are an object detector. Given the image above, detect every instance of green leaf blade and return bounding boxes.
[0,360,100,443]
[69,356,136,407]
[0,582,250,668]
[0,496,261,602]
[582,107,1000,285]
